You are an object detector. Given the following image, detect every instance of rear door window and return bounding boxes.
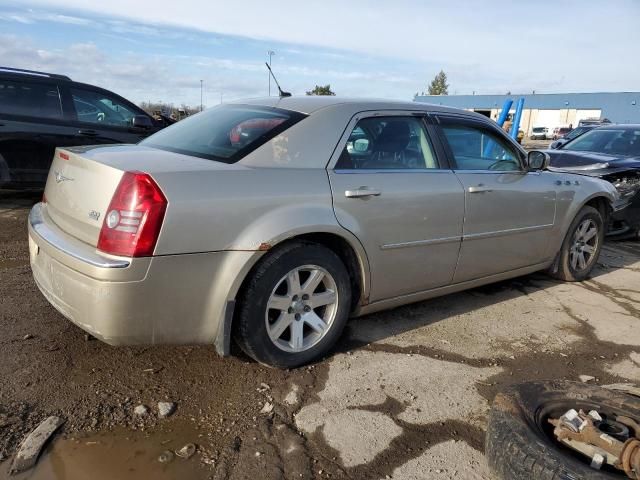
[336,116,439,170]
[70,87,139,128]
[0,79,62,119]
[141,104,306,163]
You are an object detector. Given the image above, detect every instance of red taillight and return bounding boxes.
[97,171,167,257]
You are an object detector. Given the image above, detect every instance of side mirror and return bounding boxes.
[132,115,153,130]
[527,150,551,171]
[353,138,370,153]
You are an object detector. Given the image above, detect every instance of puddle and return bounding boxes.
[1,421,212,480]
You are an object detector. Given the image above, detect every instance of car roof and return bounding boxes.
[0,66,71,81]
[593,124,640,130]
[229,96,484,118]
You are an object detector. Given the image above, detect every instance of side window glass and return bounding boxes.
[0,80,62,119]
[71,88,137,128]
[441,123,521,171]
[336,116,438,170]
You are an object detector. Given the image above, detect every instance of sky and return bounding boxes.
[1,0,639,108]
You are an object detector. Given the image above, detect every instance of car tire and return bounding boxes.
[234,241,351,368]
[486,380,640,480]
[549,205,604,282]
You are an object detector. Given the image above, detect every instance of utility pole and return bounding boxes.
[200,79,203,112]
[267,50,275,96]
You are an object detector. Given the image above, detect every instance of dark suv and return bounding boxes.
[0,67,167,189]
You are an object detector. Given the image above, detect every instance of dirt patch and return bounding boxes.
[1,196,639,480]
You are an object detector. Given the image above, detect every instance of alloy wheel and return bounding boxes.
[569,219,599,272]
[265,265,338,353]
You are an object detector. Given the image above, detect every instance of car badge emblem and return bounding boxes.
[88,210,101,222]
[54,171,74,184]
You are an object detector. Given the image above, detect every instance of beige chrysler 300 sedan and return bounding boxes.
[29,97,618,367]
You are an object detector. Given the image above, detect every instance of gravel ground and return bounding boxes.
[0,193,639,480]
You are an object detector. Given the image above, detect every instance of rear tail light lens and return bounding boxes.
[97,171,167,257]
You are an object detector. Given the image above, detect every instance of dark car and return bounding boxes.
[547,125,640,239]
[0,67,167,189]
[549,125,598,149]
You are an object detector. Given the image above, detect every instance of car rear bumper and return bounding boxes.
[28,202,257,347]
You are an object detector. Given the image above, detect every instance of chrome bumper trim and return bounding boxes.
[29,203,130,269]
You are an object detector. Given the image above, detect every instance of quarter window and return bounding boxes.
[441,122,522,171]
[0,80,62,119]
[71,88,138,128]
[336,116,438,170]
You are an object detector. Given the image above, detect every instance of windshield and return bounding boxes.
[533,127,546,133]
[563,128,640,156]
[141,104,306,163]
[563,127,589,141]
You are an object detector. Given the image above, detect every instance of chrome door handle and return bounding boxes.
[468,185,493,194]
[345,187,382,198]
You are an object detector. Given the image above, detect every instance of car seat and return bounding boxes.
[363,120,410,169]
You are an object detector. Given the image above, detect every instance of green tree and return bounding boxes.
[427,70,449,95]
[306,84,336,96]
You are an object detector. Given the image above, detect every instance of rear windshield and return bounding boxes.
[141,104,306,163]
[533,127,546,132]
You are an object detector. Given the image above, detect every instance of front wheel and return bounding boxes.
[549,205,604,282]
[234,242,351,368]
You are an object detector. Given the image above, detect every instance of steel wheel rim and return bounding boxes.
[265,264,338,353]
[570,219,599,272]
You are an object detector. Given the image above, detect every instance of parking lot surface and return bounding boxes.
[1,193,639,479]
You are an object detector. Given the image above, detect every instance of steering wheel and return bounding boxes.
[488,159,517,171]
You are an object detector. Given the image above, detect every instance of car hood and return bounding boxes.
[546,149,640,177]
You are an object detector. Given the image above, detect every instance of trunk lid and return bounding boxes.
[44,144,243,247]
[44,148,124,246]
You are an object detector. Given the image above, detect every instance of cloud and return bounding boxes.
[0,9,94,25]
[20,0,640,66]
[2,1,639,104]
[0,34,270,105]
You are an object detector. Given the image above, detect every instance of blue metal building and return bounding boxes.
[414,92,640,134]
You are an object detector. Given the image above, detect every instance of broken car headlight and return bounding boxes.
[612,175,640,199]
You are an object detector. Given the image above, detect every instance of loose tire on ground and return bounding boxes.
[549,205,604,282]
[234,241,351,368]
[486,380,640,480]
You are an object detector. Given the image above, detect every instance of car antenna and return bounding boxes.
[265,62,291,98]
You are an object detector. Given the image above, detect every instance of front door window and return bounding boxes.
[440,123,522,171]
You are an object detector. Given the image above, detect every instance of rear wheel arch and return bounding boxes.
[217,230,370,357]
[236,231,368,314]
[232,239,353,367]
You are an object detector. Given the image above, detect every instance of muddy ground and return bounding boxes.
[1,192,639,480]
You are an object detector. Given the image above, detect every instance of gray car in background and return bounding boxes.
[28,97,617,367]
